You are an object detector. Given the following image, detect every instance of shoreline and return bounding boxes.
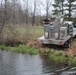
[0,39,76,66]
[0,44,39,55]
[42,49,76,66]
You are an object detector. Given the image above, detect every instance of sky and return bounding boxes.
[20,0,54,15]
[0,0,54,16]
[1,0,75,16]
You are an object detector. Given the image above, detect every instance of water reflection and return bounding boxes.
[40,55,70,75]
[0,50,76,75]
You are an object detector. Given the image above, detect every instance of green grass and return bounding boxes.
[15,26,44,40]
[0,44,39,55]
[44,49,76,66]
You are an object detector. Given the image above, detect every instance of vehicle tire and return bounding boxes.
[63,40,71,48]
[75,35,76,38]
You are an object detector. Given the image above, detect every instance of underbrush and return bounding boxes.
[0,26,44,46]
[0,44,39,55]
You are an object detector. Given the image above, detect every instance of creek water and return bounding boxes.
[0,50,76,75]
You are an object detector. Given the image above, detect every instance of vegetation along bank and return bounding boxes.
[43,49,76,66]
[0,44,39,55]
[0,26,76,66]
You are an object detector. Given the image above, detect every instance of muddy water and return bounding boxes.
[0,50,76,75]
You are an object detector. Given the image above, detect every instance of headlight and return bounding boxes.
[45,32,49,39]
[55,33,58,39]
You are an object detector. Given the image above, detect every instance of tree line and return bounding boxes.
[0,0,76,29]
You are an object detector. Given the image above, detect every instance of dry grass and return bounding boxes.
[15,26,44,40]
[64,39,76,56]
[0,26,44,46]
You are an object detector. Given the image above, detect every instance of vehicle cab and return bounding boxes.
[65,21,76,37]
[72,23,76,37]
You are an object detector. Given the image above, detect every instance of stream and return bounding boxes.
[0,50,76,75]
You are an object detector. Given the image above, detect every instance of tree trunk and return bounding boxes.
[0,0,7,33]
[32,0,36,26]
[68,0,71,21]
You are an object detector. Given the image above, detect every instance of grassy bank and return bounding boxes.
[0,44,39,55]
[0,26,42,55]
[44,49,76,66]
[0,26,76,66]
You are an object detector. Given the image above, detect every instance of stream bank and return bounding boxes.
[0,39,76,66]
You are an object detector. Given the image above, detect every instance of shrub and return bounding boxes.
[59,55,68,63]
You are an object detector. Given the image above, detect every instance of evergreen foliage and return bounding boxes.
[52,0,65,15]
[65,0,76,20]
[52,0,76,20]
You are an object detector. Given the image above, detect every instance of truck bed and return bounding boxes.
[38,36,71,45]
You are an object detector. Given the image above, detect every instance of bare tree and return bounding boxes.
[40,0,52,18]
[23,0,29,26]
[0,0,8,43]
[0,0,8,33]
[0,0,3,23]
[32,0,37,26]
[11,0,16,25]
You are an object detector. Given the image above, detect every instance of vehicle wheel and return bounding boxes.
[63,41,71,48]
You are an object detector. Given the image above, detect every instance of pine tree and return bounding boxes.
[65,0,76,21]
[52,0,65,16]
